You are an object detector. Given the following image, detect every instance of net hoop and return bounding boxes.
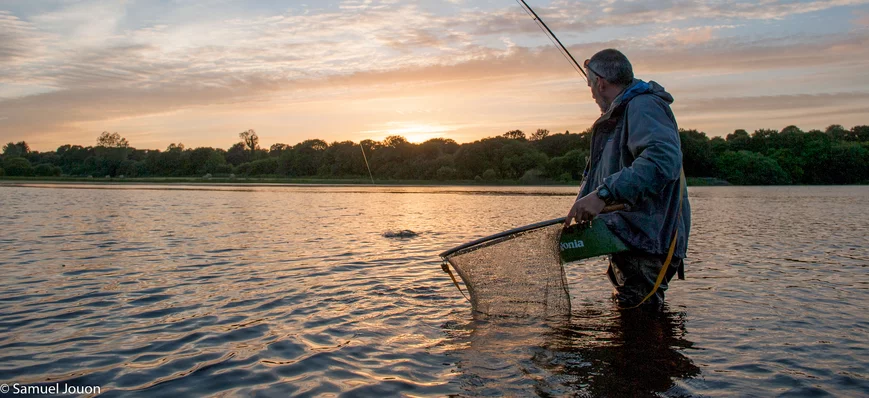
[439,217,565,259]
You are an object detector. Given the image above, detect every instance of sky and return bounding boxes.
[1,0,868,152]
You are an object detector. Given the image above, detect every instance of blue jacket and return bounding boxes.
[579,79,691,258]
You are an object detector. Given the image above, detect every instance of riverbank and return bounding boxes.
[0,176,732,186]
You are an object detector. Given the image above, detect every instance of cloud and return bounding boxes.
[0,11,35,63]
[855,10,869,27]
[27,0,126,47]
[2,27,868,140]
[598,0,864,21]
[642,25,738,47]
[461,0,869,36]
[4,1,867,93]
[0,10,58,74]
[3,0,869,149]
[628,32,869,74]
[675,92,869,114]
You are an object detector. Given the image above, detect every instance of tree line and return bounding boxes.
[2,125,868,185]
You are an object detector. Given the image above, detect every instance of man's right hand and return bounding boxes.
[564,190,607,228]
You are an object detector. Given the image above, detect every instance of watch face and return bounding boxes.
[598,187,610,199]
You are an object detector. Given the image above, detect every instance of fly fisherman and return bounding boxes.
[564,49,691,309]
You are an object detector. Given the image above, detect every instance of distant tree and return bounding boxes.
[769,148,805,183]
[800,130,834,184]
[96,132,130,148]
[16,141,31,156]
[167,143,185,151]
[519,169,545,184]
[545,149,587,181]
[34,163,62,176]
[234,162,252,176]
[382,135,408,148]
[417,154,455,180]
[370,136,414,178]
[826,143,869,184]
[780,125,803,135]
[323,141,365,176]
[55,145,92,175]
[530,129,550,141]
[116,159,142,177]
[226,142,248,166]
[825,124,849,141]
[436,166,456,180]
[239,129,259,155]
[454,137,511,179]
[851,125,869,142]
[0,120,864,184]
[679,129,715,177]
[418,138,459,159]
[155,143,189,177]
[270,143,290,157]
[2,141,30,158]
[715,151,789,185]
[360,139,381,152]
[502,130,526,140]
[93,132,132,176]
[533,130,589,158]
[293,139,329,176]
[3,157,34,176]
[499,141,547,179]
[726,129,751,152]
[710,136,728,156]
[750,129,778,154]
[189,147,226,175]
[0,167,4,176]
[247,158,279,176]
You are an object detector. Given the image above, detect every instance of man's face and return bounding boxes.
[588,74,607,113]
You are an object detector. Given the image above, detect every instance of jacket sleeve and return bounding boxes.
[602,95,682,207]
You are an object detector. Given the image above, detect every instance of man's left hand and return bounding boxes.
[564,191,607,228]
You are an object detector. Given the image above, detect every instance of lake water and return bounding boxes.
[0,184,867,397]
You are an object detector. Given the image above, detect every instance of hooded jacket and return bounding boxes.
[579,79,691,258]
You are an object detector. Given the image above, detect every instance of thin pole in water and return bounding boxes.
[360,143,375,184]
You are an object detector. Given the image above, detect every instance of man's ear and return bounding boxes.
[595,77,607,92]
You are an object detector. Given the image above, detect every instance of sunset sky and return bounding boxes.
[2,0,868,152]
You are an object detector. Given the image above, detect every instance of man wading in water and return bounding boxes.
[564,49,691,309]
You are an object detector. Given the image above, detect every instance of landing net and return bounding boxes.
[441,219,570,317]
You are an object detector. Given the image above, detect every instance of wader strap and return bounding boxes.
[623,169,685,310]
[442,261,471,303]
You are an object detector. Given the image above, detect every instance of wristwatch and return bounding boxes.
[595,185,614,205]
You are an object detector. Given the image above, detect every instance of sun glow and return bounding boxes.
[381,123,453,143]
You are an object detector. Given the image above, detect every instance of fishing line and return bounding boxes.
[514,0,588,81]
[360,144,375,184]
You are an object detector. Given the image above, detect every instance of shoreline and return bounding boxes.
[0,177,531,187]
[0,176,734,187]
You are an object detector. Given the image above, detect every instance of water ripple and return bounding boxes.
[0,185,867,396]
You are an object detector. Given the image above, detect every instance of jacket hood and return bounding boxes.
[595,79,673,124]
[619,79,673,106]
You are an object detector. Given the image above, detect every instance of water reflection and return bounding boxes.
[448,307,699,396]
[3,185,867,396]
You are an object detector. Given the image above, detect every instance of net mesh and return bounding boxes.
[445,224,570,317]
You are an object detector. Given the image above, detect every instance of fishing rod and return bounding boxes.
[514,0,588,81]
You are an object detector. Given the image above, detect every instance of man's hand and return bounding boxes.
[564,190,607,228]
